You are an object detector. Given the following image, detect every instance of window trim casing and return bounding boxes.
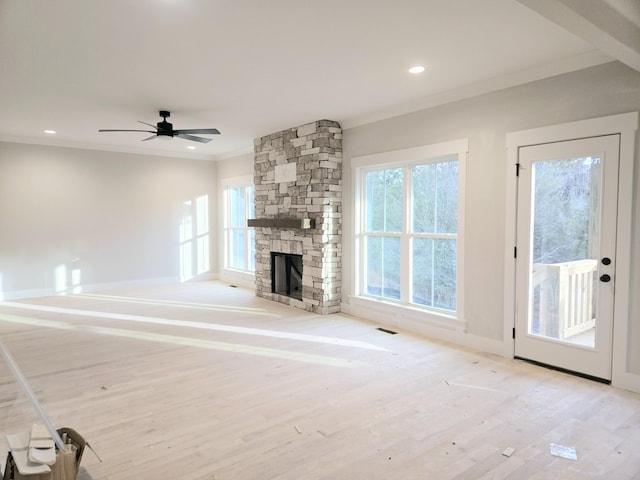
[352,138,468,321]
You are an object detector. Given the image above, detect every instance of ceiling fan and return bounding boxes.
[98,110,220,143]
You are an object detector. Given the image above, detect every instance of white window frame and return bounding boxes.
[352,138,468,321]
[223,181,255,274]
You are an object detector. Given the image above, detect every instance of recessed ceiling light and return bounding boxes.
[186,145,196,150]
[44,129,56,134]
[408,65,425,74]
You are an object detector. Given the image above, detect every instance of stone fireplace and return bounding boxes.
[250,120,342,314]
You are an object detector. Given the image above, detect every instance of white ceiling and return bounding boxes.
[0,0,637,161]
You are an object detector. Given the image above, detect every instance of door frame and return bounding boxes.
[515,135,619,381]
[504,112,638,391]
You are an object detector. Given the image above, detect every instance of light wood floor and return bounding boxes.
[1,281,639,479]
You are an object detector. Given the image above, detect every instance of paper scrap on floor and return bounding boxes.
[502,447,516,457]
[549,442,578,460]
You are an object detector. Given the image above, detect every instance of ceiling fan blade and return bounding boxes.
[142,135,158,141]
[98,129,156,133]
[174,128,221,135]
[176,133,212,143]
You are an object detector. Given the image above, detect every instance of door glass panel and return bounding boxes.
[529,156,601,348]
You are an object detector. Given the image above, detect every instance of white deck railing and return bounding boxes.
[532,259,598,339]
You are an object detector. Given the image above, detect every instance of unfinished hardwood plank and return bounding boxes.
[0,281,638,479]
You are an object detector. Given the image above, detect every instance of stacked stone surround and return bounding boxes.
[253,120,342,314]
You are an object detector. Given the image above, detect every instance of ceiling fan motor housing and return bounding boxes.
[156,110,172,137]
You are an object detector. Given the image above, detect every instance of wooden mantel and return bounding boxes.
[247,218,316,229]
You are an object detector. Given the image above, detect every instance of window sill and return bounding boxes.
[346,295,466,333]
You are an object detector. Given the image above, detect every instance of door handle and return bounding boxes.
[600,274,611,283]
[601,257,611,265]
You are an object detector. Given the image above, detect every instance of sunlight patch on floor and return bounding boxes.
[0,312,75,331]
[0,312,366,368]
[0,302,388,351]
[77,293,278,316]
[87,325,366,368]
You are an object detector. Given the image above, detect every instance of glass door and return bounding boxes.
[515,135,619,380]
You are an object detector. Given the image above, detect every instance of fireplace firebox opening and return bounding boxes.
[271,252,303,300]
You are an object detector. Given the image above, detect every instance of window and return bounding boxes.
[355,140,466,316]
[223,184,255,272]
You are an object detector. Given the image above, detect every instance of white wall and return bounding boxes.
[341,61,640,374]
[0,143,217,298]
[217,152,253,180]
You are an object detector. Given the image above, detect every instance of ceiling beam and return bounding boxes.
[517,0,640,72]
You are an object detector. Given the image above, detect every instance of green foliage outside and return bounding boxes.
[532,157,600,264]
[365,160,458,310]
[530,157,600,337]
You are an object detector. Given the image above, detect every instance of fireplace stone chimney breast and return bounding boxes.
[252,120,342,314]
